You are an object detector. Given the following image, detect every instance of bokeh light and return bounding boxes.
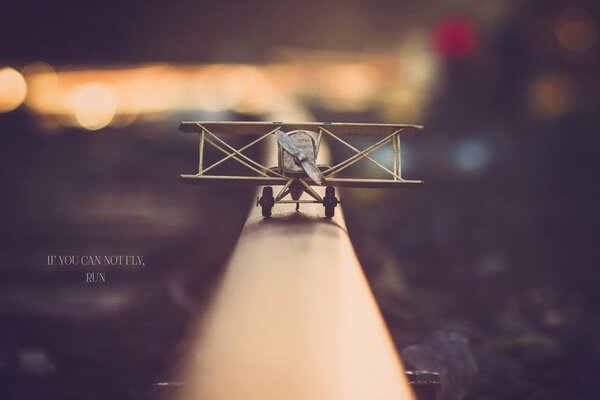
[70,83,117,130]
[433,16,477,60]
[380,88,424,121]
[0,67,27,112]
[20,55,434,131]
[556,7,598,53]
[22,62,58,110]
[527,73,574,119]
[453,138,492,174]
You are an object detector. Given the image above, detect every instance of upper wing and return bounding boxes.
[179,121,423,136]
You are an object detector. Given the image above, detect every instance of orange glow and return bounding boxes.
[380,88,424,121]
[0,67,27,112]
[315,64,376,109]
[556,7,598,52]
[70,83,117,130]
[22,52,434,130]
[22,62,58,110]
[398,33,439,92]
[527,73,573,119]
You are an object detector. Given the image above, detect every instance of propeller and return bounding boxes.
[275,130,325,185]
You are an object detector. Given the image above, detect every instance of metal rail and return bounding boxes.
[179,135,415,400]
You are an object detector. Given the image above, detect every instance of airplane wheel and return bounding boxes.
[259,186,275,217]
[325,204,335,218]
[323,186,339,218]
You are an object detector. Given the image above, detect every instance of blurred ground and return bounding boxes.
[1,0,600,399]
[0,112,253,399]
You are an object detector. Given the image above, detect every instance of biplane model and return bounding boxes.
[179,121,423,218]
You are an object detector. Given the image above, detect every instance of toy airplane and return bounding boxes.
[179,121,423,218]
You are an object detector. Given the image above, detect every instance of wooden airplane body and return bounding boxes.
[179,121,423,218]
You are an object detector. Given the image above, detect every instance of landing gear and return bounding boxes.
[323,186,339,218]
[257,186,275,217]
[258,185,340,218]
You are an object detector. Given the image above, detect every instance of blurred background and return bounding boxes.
[1,0,599,399]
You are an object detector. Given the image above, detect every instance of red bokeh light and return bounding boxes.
[434,16,477,59]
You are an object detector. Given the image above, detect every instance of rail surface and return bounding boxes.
[179,136,414,400]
